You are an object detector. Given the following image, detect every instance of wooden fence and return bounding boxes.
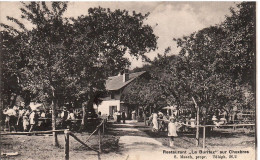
[64,119,106,160]
[183,123,255,150]
[1,119,106,160]
[0,129,66,135]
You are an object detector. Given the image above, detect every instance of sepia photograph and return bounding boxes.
[0,1,256,160]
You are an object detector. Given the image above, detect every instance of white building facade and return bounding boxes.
[94,71,146,119]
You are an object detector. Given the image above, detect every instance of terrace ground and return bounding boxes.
[1,120,256,160]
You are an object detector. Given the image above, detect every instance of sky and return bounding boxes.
[0,1,237,69]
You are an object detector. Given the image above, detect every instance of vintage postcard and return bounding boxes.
[0,1,256,160]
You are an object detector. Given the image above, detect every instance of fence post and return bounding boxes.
[192,97,200,147]
[64,129,70,160]
[203,126,206,150]
[195,107,200,147]
[98,127,102,153]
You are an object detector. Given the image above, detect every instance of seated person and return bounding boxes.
[190,118,196,128]
[41,111,46,118]
[67,110,76,120]
[219,117,227,125]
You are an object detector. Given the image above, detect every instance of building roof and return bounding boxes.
[106,71,146,91]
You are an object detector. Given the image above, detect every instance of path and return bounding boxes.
[107,121,255,160]
[108,120,174,160]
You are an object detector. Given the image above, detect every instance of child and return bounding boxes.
[168,116,178,147]
[23,113,30,132]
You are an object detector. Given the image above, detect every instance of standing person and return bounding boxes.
[29,110,38,132]
[158,112,164,131]
[122,110,126,124]
[67,110,76,130]
[152,112,158,132]
[168,116,178,147]
[3,107,11,132]
[113,110,118,123]
[131,110,136,120]
[4,107,18,132]
[117,111,121,123]
[23,109,30,132]
[233,112,238,123]
[61,107,69,128]
[45,109,51,118]
[17,107,25,131]
[13,106,19,131]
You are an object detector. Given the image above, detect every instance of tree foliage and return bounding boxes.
[173,2,255,111]
[124,2,255,114]
[221,2,256,88]
[1,2,157,108]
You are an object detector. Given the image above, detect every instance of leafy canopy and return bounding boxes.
[1,2,157,107]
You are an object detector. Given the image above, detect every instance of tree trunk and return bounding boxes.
[52,97,59,146]
[81,93,95,131]
[0,96,3,129]
[192,97,200,147]
[81,102,86,131]
[196,106,200,146]
[143,106,147,126]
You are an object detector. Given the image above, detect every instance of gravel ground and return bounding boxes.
[1,121,256,160]
[1,131,120,160]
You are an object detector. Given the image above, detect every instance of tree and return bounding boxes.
[121,75,164,125]
[1,31,24,107]
[70,7,157,77]
[62,6,158,128]
[221,2,256,91]
[1,2,157,137]
[173,2,256,111]
[17,2,69,146]
[172,2,255,146]
[121,55,179,125]
[173,26,229,111]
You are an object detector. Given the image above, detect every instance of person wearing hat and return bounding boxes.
[168,116,178,147]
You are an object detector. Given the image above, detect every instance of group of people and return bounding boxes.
[113,110,126,123]
[60,107,81,129]
[2,105,84,132]
[149,111,182,147]
[147,108,251,147]
[3,105,51,132]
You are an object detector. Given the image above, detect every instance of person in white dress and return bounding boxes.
[23,110,30,132]
[152,112,158,132]
[212,115,220,127]
[113,111,118,123]
[67,111,76,120]
[168,116,178,147]
[29,110,38,132]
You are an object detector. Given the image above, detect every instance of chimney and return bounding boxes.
[123,69,129,82]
